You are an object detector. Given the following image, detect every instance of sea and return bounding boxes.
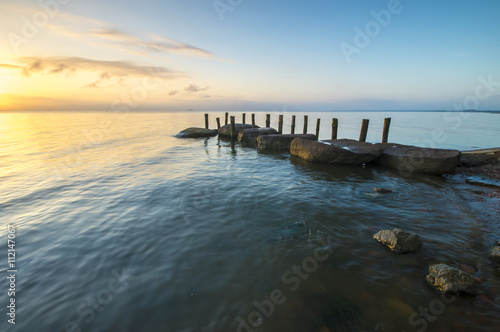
[0,111,499,332]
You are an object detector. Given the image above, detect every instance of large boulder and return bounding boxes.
[218,123,259,139]
[375,143,460,175]
[257,134,317,151]
[426,264,477,296]
[175,127,218,138]
[373,229,423,254]
[238,127,278,147]
[290,138,382,166]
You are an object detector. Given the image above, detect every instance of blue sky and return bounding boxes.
[1,0,499,111]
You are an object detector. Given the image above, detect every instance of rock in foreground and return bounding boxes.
[290,138,382,166]
[426,264,477,296]
[373,229,423,253]
[490,247,500,263]
[218,124,259,139]
[238,127,278,147]
[257,134,317,151]
[175,127,218,138]
[375,143,460,175]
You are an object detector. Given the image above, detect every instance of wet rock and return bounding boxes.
[495,239,500,246]
[257,134,317,151]
[374,143,461,175]
[490,247,500,263]
[218,123,259,139]
[374,188,393,193]
[473,277,483,284]
[290,138,382,166]
[238,127,278,147]
[175,127,218,138]
[426,264,477,296]
[373,229,423,254]
[459,153,498,167]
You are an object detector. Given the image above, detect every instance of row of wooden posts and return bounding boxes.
[204,113,392,143]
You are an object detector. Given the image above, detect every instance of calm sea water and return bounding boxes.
[1,111,499,332]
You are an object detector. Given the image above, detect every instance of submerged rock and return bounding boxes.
[426,264,477,296]
[218,123,259,139]
[374,188,393,193]
[290,138,382,166]
[238,127,278,147]
[373,229,423,254]
[257,134,317,151]
[266,221,310,241]
[175,127,218,138]
[375,143,460,175]
[490,247,500,263]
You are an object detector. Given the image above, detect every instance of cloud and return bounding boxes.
[0,63,23,70]
[169,90,179,96]
[184,84,209,93]
[8,56,184,87]
[91,28,218,60]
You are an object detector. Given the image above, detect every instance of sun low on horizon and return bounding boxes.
[1,0,500,112]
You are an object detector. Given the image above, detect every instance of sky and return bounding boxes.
[0,0,499,112]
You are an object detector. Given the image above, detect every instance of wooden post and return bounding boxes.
[266,114,271,127]
[359,119,369,142]
[252,113,256,126]
[216,117,221,129]
[225,112,229,125]
[331,118,338,139]
[242,113,246,124]
[303,115,308,134]
[230,116,236,139]
[204,114,209,129]
[291,115,296,134]
[316,118,321,138]
[382,117,391,143]
[278,115,284,134]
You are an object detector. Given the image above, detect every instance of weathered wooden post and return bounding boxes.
[205,114,209,129]
[230,116,236,139]
[216,117,221,129]
[331,118,338,139]
[359,119,369,142]
[266,114,271,127]
[278,115,284,134]
[316,118,321,138]
[242,113,246,124]
[225,112,229,125]
[291,115,296,134]
[252,113,256,126]
[303,115,308,134]
[382,117,391,143]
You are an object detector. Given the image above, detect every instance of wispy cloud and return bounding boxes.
[0,63,23,70]
[184,84,209,93]
[92,28,217,60]
[5,56,184,88]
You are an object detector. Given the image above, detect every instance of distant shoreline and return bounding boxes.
[1,110,500,114]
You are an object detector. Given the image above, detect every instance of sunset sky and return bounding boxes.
[1,0,499,111]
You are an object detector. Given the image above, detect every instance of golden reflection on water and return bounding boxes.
[0,112,203,185]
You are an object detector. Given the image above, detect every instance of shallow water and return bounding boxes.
[0,111,499,332]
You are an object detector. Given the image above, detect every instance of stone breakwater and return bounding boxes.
[175,124,480,175]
